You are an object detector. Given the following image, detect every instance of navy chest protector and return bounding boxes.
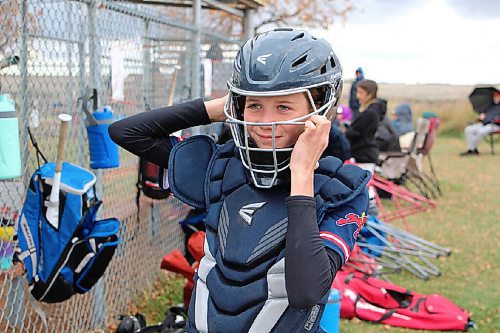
[167,136,370,333]
[168,136,370,221]
[17,162,120,303]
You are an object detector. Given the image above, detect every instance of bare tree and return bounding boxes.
[0,0,21,57]
[254,0,355,34]
[0,0,39,59]
[200,0,355,37]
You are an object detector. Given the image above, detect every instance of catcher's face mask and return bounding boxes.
[224,82,338,189]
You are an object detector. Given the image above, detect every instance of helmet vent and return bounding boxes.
[235,53,242,71]
[320,64,327,74]
[330,56,336,69]
[292,55,307,68]
[291,32,305,41]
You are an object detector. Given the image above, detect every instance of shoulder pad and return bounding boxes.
[168,135,217,208]
[314,157,371,220]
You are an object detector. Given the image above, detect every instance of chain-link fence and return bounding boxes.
[0,1,247,331]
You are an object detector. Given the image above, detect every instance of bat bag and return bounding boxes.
[16,162,120,303]
[333,271,474,331]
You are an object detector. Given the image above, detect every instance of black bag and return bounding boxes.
[376,118,401,152]
[138,158,171,200]
[116,308,187,333]
[137,98,172,201]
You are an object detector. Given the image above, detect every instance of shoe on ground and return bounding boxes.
[459,149,479,156]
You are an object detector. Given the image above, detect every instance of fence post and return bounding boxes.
[243,9,256,41]
[142,19,152,107]
[77,2,87,166]
[19,0,30,186]
[189,0,202,135]
[11,2,30,331]
[191,0,201,100]
[88,0,106,329]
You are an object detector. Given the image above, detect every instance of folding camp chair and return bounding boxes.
[376,117,441,199]
[356,216,451,280]
[410,116,441,198]
[368,174,437,228]
[488,118,500,155]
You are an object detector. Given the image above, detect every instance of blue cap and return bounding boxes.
[0,94,15,113]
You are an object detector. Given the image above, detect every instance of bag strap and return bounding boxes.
[27,126,48,168]
[135,97,152,224]
[352,293,396,324]
[375,309,396,323]
[136,159,142,220]
[131,98,152,239]
[411,297,426,312]
[126,161,142,242]
[78,87,98,126]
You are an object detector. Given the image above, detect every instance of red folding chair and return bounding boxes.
[377,117,441,199]
[368,174,437,230]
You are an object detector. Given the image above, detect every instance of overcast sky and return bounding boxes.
[315,0,499,85]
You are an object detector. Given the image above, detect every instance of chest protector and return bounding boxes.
[168,136,370,333]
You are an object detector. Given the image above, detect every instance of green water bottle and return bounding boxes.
[0,94,21,179]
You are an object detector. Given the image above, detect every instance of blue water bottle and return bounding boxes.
[86,106,119,169]
[320,288,342,333]
[0,94,21,179]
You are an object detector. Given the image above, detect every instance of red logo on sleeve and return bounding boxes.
[336,212,366,238]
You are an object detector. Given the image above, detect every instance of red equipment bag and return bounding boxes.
[333,271,473,331]
[160,231,205,309]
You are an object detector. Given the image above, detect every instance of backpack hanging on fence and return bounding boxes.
[332,271,475,331]
[137,158,171,200]
[17,161,120,303]
[136,98,180,202]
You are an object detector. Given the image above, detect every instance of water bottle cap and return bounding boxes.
[93,106,114,120]
[328,288,341,301]
[0,94,15,112]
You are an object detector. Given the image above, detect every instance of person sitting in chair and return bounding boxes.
[345,79,381,163]
[460,90,500,156]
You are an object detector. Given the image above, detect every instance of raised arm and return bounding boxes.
[109,96,227,168]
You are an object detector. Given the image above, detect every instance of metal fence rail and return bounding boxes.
[0,1,244,331]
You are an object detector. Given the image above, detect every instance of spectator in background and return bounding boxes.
[460,90,500,156]
[337,104,353,125]
[392,103,414,136]
[349,67,364,119]
[345,79,380,163]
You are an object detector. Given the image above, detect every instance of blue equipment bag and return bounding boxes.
[17,162,120,303]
